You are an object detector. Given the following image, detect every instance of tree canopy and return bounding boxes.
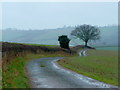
[71,24,100,46]
[58,35,70,49]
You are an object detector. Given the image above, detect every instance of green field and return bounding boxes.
[58,49,119,86]
[96,46,119,51]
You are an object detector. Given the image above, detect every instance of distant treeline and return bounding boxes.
[2,25,118,46]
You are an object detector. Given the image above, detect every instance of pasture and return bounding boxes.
[58,49,119,86]
[96,46,119,51]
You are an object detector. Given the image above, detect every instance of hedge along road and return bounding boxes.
[26,54,118,88]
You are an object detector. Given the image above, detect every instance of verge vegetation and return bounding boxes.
[58,49,119,86]
[2,42,74,88]
[2,42,119,88]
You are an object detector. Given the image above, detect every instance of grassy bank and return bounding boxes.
[58,49,118,86]
[2,42,73,88]
[3,52,70,88]
[11,42,59,47]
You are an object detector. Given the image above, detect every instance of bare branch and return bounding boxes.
[71,24,100,46]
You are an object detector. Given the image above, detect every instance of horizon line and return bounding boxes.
[1,24,118,30]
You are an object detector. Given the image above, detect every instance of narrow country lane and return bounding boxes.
[79,49,88,56]
[26,57,117,88]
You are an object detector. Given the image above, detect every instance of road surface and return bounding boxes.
[26,57,117,88]
[79,49,87,56]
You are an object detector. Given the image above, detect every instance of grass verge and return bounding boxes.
[2,52,70,88]
[10,42,58,47]
[0,69,1,89]
[57,49,119,86]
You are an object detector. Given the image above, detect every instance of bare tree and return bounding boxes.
[71,24,100,47]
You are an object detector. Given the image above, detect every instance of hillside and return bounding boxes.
[2,26,118,46]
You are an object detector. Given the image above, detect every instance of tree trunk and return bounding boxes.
[85,41,87,47]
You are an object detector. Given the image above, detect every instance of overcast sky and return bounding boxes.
[2,2,118,30]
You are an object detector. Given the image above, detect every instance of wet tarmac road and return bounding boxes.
[26,57,117,89]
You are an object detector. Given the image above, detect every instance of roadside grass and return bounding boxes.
[0,53,2,89]
[0,69,1,89]
[57,49,119,86]
[2,42,77,88]
[10,42,58,47]
[2,52,70,88]
[24,44,58,47]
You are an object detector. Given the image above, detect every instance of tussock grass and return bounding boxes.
[58,49,119,86]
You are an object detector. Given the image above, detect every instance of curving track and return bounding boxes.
[26,57,117,88]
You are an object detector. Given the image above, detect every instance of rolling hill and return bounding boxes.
[2,25,118,46]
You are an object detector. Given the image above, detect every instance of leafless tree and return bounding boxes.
[71,24,100,47]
